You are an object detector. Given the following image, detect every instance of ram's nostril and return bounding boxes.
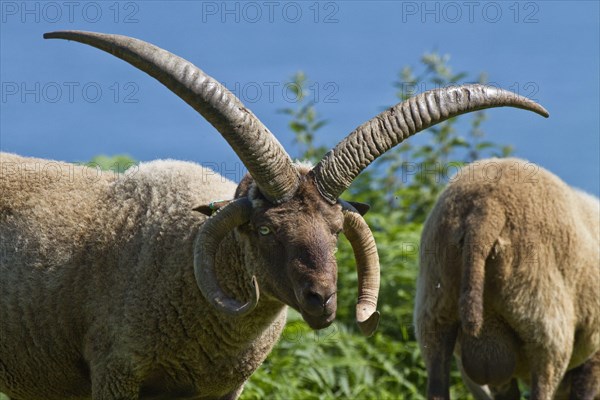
[302,289,337,317]
[305,291,325,310]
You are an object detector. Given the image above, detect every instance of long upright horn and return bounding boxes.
[312,84,549,203]
[44,30,299,203]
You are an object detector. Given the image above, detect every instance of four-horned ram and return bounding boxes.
[0,30,548,400]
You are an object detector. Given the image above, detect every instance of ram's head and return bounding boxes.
[198,167,373,331]
[44,31,548,336]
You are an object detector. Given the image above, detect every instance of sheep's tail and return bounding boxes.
[459,205,506,337]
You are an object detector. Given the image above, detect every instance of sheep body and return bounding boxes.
[414,157,600,399]
[0,153,286,400]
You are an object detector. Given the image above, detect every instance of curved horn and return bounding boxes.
[44,30,299,203]
[340,200,380,336]
[194,197,259,316]
[313,84,550,203]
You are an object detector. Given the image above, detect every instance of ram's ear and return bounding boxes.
[193,205,214,216]
[193,200,234,217]
[345,201,371,216]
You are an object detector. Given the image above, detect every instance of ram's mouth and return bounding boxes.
[292,286,338,330]
[301,310,336,330]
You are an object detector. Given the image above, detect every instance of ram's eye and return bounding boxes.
[258,226,271,236]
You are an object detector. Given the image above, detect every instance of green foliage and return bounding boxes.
[243,53,512,399]
[279,72,329,164]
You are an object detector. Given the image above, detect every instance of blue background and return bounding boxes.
[1,1,598,195]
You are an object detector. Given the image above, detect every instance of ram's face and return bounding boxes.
[247,178,343,329]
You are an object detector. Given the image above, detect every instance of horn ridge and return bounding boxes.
[313,84,549,203]
[340,200,381,336]
[44,30,299,203]
[193,197,258,316]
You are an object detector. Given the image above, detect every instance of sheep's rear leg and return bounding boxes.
[419,322,459,400]
[569,351,600,400]
[528,344,573,400]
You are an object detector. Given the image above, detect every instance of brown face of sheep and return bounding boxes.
[241,175,343,329]
[193,170,379,334]
[44,30,549,337]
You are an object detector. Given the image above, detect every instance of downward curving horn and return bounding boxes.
[313,84,549,203]
[193,197,259,316]
[44,30,299,204]
[340,200,380,336]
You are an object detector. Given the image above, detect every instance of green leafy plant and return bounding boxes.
[279,72,329,164]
